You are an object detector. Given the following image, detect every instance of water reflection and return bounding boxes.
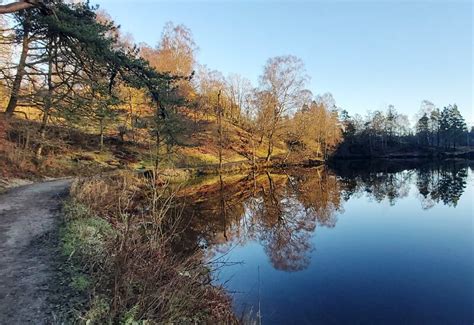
[249,171,340,271]
[335,160,470,208]
[176,160,471,273]
[417,164,468,208]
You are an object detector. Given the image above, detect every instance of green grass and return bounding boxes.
[71,274,91,292]
[59,199,116,323]
[176,148,220,167]
[61,215,113,259]
[61,199,115,266]
[84,296,111,323]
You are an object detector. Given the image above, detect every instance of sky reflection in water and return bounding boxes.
[178,161,473,324]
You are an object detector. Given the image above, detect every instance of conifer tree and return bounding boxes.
[416,113,430,145]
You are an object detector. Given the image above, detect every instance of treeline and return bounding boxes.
[337,101,472,158]
[0,1,471,167]
[415,102,469,149]
[0,2,342,169]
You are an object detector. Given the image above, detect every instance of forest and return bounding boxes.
[1,1,472,182]
[0,1,472,324]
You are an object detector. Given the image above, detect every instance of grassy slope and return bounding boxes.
[173,110,286,168]
[0,110,288,184]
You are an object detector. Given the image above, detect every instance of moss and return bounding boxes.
[62,199,91,220]
[84,296,111,322]
[61,200,115,264]
[59,199,116,323]
[71,274,91,292]
[61,216,113,259]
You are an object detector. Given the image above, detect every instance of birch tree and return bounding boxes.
[258,55,309,161]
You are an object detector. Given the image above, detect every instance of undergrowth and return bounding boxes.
[59,171,237,324]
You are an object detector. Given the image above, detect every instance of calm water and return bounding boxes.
[177,161,473,324]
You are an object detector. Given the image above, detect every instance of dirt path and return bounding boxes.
[0,179,71,324]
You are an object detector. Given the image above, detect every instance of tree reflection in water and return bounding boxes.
[175,161,470,272]
[416,162,468,208]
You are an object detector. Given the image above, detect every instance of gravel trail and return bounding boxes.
[0,179,71,324]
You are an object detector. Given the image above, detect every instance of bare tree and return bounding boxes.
[158,22,197,76]
[193,64,225,119]
[287,95,342,161]
[224,73,252,123]
[258,55,309,161]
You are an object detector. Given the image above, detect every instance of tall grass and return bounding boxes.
[64,171,237,324]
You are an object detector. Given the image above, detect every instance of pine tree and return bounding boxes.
[385,105,397,143]
[416,113,430,145]
[440,104,467,149]
[429,108,440,147]
[448,104,467,149]
[340,109,356,140]
[439,107,452,149]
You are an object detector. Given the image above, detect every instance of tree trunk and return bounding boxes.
[154,130,160,173]
[99,118,104,151]
[128,90,135,142]
[35,108,50,159]
[35,38,54,159]
[217,90,223,172]
[251,135,256,167]
[24,127,30,150]
[266,133,273,162]
[5,16,30,116]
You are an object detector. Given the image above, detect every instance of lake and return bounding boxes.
[176,160,473,324]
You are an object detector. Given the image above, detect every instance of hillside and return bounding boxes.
[0,111,288,186]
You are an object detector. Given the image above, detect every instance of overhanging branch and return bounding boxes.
[0,1,39,14]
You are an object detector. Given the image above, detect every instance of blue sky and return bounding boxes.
[94,0,473,125]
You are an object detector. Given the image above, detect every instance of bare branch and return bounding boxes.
[0,1,39,15]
